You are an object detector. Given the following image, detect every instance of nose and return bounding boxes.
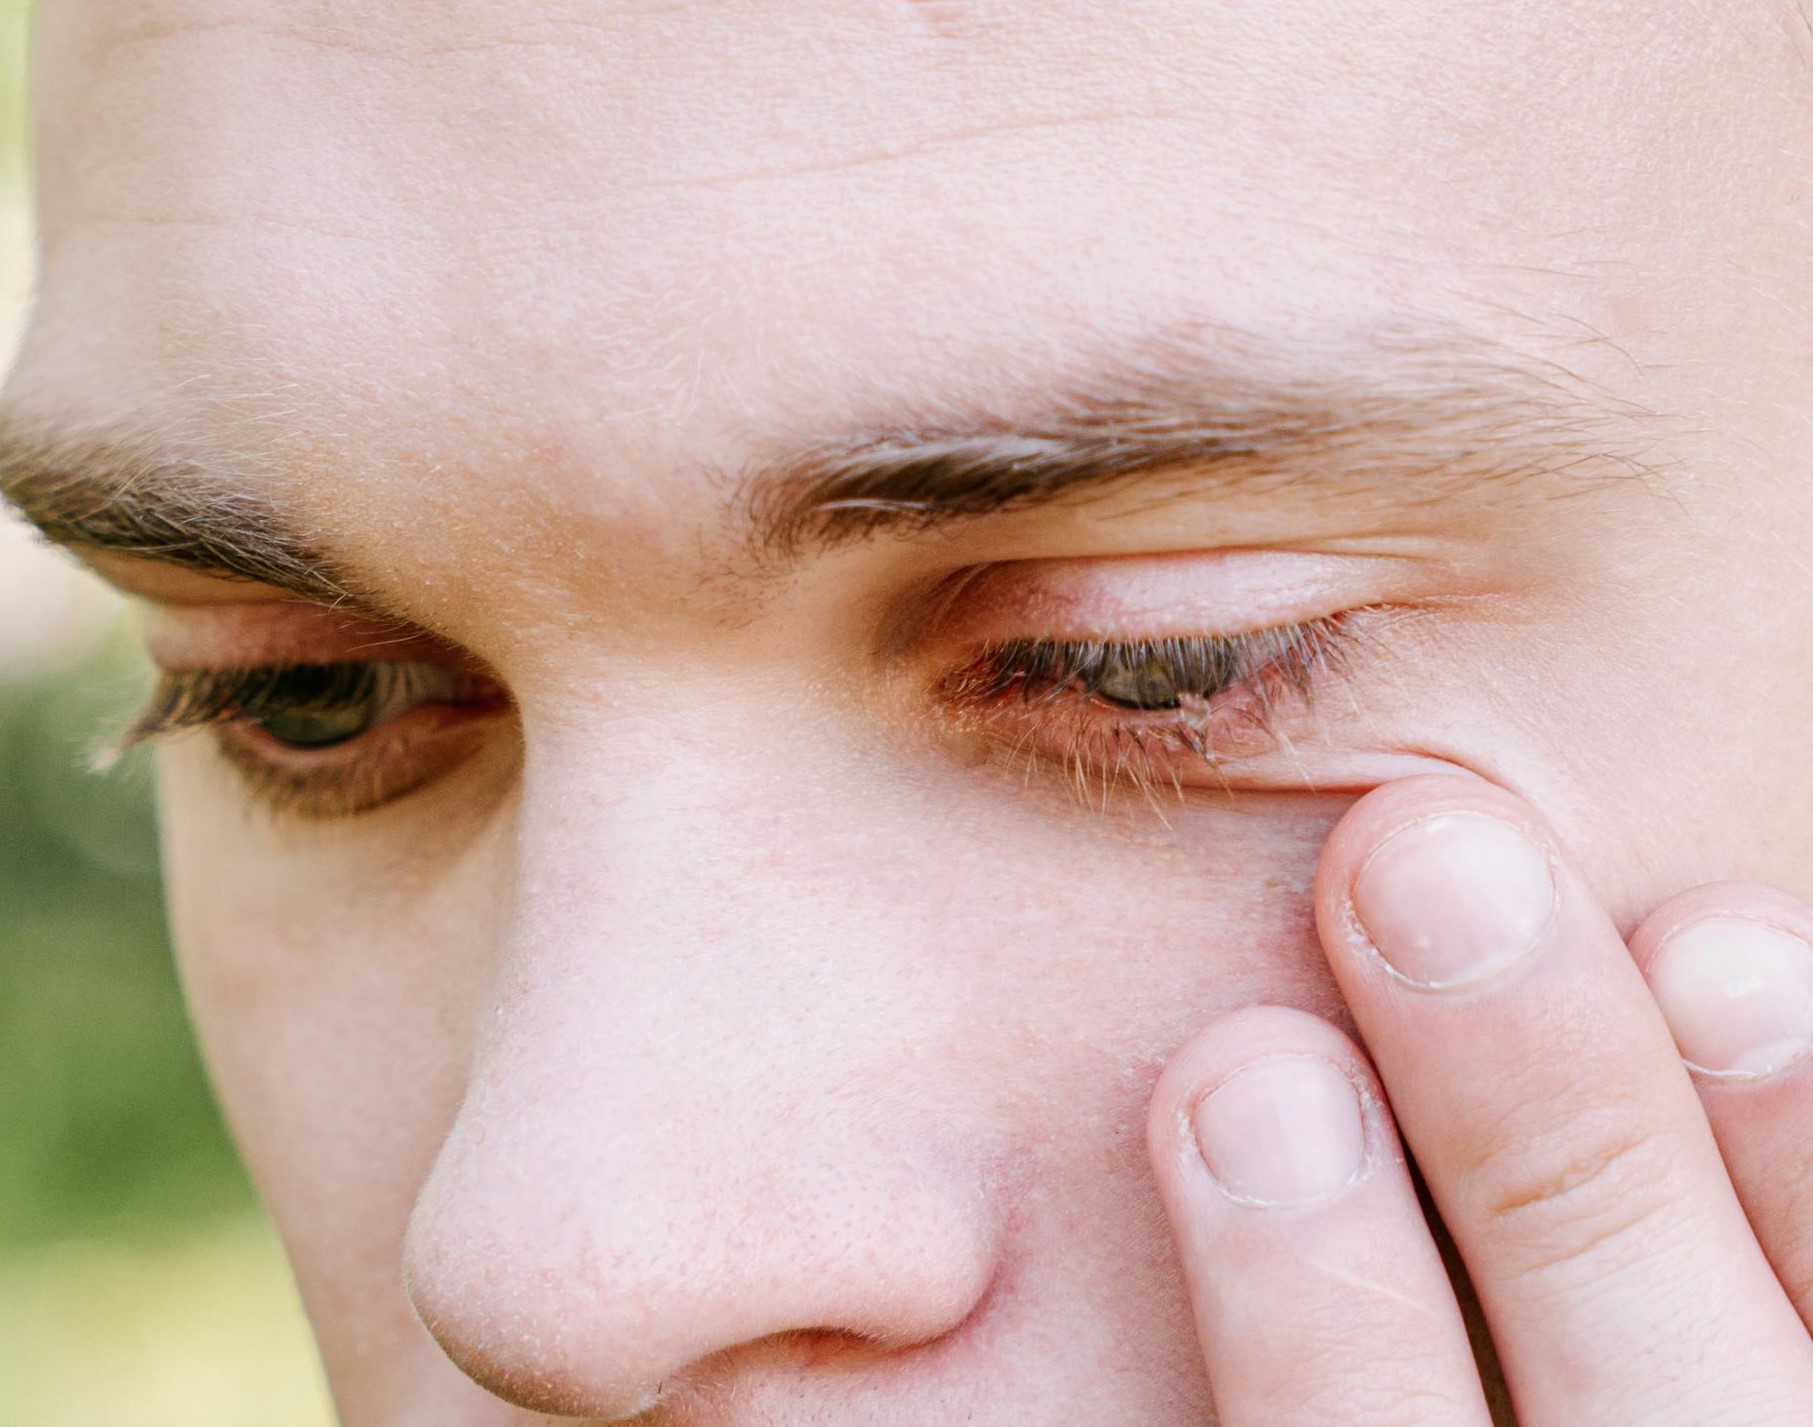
[402,726,1005,1419]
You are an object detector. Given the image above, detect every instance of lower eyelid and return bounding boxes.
[209,701,509,819]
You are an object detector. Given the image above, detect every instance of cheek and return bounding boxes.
[158,726,1354,1412]
[945,797,1354,1081]
[155,738,519,1399]
[1410,603,1813,931]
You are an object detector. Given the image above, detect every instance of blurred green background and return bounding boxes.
[0,5,336,1422]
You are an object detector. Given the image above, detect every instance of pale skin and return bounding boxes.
[12,0,1813,1422]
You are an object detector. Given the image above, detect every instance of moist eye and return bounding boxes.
[250,697,381,749]
[235,663,399,750]
[938,612,1371,800]
[104,657,513,819]
[1094,650,1186,710]
[1090,638,1253,710]
[949,615,1362,741]
[117,661,488,753]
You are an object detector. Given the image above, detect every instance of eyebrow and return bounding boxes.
[747,326,1666,553]
[0,325,1666,597]
[0,426,354,601]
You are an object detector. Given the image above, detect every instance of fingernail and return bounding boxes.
[1351,813,1555,989]
[1647,919,1813,1079]
[1192,1057,1367,1207]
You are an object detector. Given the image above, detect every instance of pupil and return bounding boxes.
[1095,656,1183,710]
[252,701,377,750]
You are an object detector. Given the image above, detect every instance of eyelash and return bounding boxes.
[941,612,1364,798]
[114,612,1362,818]
[112,662,509,819]
[117,661,491,745]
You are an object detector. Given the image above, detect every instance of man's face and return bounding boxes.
[13,0,1813,1420]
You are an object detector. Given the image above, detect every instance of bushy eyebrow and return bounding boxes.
[746,327,1667,554]
[0,324,1668,597]
[0,425,353,601]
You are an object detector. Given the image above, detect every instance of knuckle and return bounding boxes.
[1296,1380,1484,1427]
[1248,1276,1484,1425]
[1464,1113,1681,1278]
[1260,1354,1481,1427]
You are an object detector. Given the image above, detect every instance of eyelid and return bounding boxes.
[140,599,448,672]
[81,552,308,607]
[934,609,1378,797]
[935,550,1410,648]
[959,618,1356,706]
[103,660,513,819]
[111,661,494,753]
[949,611,1360,706]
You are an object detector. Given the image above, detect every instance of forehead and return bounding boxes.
[33,0,1789,366]
[14,0,1806,599]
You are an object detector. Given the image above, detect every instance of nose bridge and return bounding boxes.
[490,714,944,1111]
[403,723,1004,1417]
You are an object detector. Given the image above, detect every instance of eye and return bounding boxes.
[230,663,473,750]
[1093,650,1186,710]
[938,612,1365,794]
[114,660,512,817]
[255,701,373,748]
[956,624,1335,714]
[1088,640,1252,710]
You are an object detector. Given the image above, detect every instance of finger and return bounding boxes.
[1313,776,1813,1427]
[1631,881,1813,1328]
[1148,1005,1496,1427]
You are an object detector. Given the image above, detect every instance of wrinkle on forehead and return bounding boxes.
[41,0,1795,285]
[75,0,989,66]
[76,0,673,54]
[47,0,1797,220]
[41,0,1807,340]
[24,0,1813,546]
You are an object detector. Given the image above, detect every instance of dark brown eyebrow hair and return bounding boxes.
[0,325,1668,598]
[745,326,1669,555]
[0,425,354,602]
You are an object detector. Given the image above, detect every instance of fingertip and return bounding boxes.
[1630,883,1813,1083]
[1627,881,1813,974]
[1149,1006,1368,1128]
[1312,775,1550,921]
[1147,1006,1495,1427]
[1148,1006,1388,1211]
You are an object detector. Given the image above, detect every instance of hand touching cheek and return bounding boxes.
[1150,776,1813,1427]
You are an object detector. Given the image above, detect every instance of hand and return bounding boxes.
[1148,775,1813,1426]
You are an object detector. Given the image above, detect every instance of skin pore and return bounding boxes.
[9,0,1813,1422]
